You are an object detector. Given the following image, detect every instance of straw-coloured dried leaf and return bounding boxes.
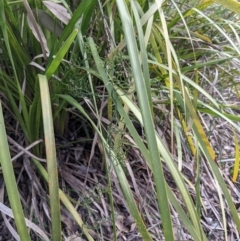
[27,14,49,53]
[0,202,49,241]
[23,0,48,59]
[43,1,71,24]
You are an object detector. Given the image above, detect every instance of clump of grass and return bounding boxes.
[1,0,240,240]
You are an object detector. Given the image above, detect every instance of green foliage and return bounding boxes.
[0,0,240,240]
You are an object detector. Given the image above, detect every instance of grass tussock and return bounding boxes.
[1,0,240,240]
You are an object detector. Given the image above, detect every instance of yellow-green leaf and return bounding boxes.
[214,0,240,15]
[232,132,240,182]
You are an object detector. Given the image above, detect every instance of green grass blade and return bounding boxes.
[193,7,240,54]
[1,77,29,139]
[45,29,78,79]
[58,93,153,240]
[81,0,98,35]
[115,1,174,240]
[166,185,202,241]
[131,0,152,113]
[117,87,207,239]
[38,74,62,241]
[0,0,32,141]
[55,0,97,51]
[0,102,31,241]
[83,61,205,239]
[147,60,220,108]
[114,85,206,240]
[0,0,18,81]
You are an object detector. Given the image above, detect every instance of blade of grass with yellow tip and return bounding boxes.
[232,132,240,182]
[175,92,216,162]
[177,108,197,158]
